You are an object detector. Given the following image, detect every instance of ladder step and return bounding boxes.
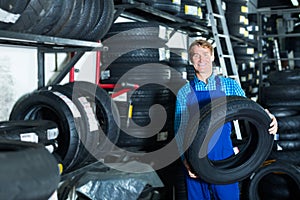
[222,55,234,58]
[217,34,230,38]
[212,13,224,19]
[228,75,240,80]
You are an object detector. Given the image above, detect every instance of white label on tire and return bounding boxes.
[20,133,39,143]
[53,91,81,118]
[78,96,99,132]
[158,25,167,40]
[172,0,181,5]
[47,128,59,140]
[0,8,20,23]
[184,5,198,16]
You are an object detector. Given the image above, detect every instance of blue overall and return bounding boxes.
[185,76,239,200]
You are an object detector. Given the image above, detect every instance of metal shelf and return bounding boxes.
[0,30,107,89]
[114,0,252,43]
[114,0,211,36]
[0,30,106,52]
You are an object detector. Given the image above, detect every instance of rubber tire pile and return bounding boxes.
[242,69,300,199]
[0,81,120,199]
[0,0,115,41]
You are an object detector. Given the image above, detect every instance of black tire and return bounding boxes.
[268,69,300,85]
[185,96,274,184]
[9,0,63,34]
[102,48,170,65]
[114,83,176,151]
[29,0,63,34]
[66,0,93,39]
[43,85,100,167]
[83,0,114,41]
[268,150,300,165]
[101,63,171,85]
[102,22,168,53]
[54,0,83,38]
[63,81,121,159]
[9,90,87,173]
[260,85,300,101]
[79,0,101,39]
[103,22,169,41]
[0,140,60,200]
[276,140,300,151]
[277,115,300,132]
[247,161,300,200]
[153,3,181,14]
[0,119,58,144]
[268,106,300,118]
[278,131,300,141]
[45,0,76,36]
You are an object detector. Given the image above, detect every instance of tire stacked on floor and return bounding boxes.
[249,69,300,198]
[0,0,115,41]
[101,22,177,152]
[223,0,260,99]
[260,70,300,161]
[9,81,120,174]
[241,160,300,199]
[101,22,190,200]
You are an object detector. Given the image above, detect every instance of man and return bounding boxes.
[174,39,278,200]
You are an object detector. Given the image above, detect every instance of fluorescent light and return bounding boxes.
[291,0,299,6]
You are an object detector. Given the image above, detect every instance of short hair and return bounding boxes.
[188,39,214,60]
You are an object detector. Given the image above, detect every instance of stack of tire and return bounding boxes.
[0,0,115,41]
[224,0,249,39]
[222,0,260,99]
[246,69,300,199]
[233,44,260,98]
[8,81,120,174]
[101,22,183,152]
[101,22,189,199]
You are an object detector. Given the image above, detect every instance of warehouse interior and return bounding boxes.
[0,0,300,199]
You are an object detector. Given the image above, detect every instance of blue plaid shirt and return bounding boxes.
[174,74,246,159]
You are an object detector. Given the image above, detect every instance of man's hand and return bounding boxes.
[265,109,278,135]
[183,159,198,178]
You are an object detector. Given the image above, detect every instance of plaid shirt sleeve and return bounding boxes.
[174,83,191,159]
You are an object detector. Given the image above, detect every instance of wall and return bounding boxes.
[0,44,96,121]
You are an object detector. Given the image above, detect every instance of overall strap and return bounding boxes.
[215,76,222,91]
[189,76,222,91]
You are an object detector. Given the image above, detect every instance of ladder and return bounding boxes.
[206,0,242,140]
[205,0,241,85]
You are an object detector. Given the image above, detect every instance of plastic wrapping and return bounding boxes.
[75,161,164,200]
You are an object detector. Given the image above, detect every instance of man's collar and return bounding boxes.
[193,73,215,83]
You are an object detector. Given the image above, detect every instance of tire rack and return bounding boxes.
[256,7,300,102]
[0,29,106,89]
[101,0,248,99]
[113,0,246,42]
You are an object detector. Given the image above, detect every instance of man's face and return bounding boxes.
[191,45,214,75]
